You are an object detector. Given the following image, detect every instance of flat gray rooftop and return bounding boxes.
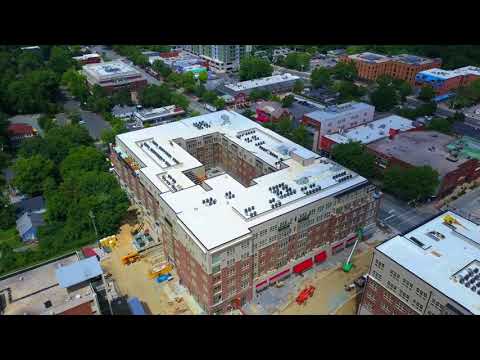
[0,253,96,315]
[367,131,467,176]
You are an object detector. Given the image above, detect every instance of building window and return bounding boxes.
[383,291,394,303]
[412,299,424,312]
[390,270,400,281]
[399,289,409,301]
[374,259,385,270]
[369,281,378,291]
[381,303,391,314]
[386,281,397,292]
[415,287,428,300]
[402,278,413,290]
[372,270,382,281]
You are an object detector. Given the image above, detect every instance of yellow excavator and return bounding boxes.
[443,214,467,229]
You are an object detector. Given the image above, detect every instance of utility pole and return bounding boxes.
[89,210,98,238]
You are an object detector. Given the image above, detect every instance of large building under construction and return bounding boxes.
[110,111,379,314]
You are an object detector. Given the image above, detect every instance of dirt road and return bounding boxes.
[279,247,373,315]
[101,224,192,315]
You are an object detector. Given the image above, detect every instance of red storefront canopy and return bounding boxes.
[314,251,327,263]
[293,258,313,274]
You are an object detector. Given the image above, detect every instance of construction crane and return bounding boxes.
[342,228,364,273]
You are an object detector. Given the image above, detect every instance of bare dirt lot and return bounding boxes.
[101,223,193,315]
[278,246,374,315]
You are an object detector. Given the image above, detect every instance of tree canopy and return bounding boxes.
[418,85,435,102]
[383,165,439,202]
[280,52,311,71]
[12,155,55,196]
[239,56,273,81]
[370,83,398,112]
[281,94,295,108]
[311,67,332,88]
[331,142,376,179]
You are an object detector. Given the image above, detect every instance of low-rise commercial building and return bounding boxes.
[320,115,418,153]
[302,102,375,151]
[255,101,291,123]
[415,66,480,95]
[359,211,480,315]
[367,131,480,197]
[0,253,102,315]
[82,61,147,94]
[134,105,185,126]
[341,52,441,84]
[221,73,300,97]
[73,53,102,65]
[111,110,379,314]
[7,123,37,147]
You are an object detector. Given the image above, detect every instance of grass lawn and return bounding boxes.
[0,227,22,248]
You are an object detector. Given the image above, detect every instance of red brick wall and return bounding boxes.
[438,159,480,197]
[360,278,417,315]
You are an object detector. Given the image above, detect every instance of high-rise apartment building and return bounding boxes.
[179,45,252,73]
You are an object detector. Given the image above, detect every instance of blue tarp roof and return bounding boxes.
[128,297,146,315]
[56,257,102,288]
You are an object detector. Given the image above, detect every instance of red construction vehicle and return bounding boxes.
[296,285,316,305]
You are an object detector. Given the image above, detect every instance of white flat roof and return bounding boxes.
[305,102,374,123]
[225,73,300,92]
[83,61,141,80]
[73,53,101,61]
[418,66,480,80]
[325,115,416,145]
[116,111,368,252]
[377,211,480,314]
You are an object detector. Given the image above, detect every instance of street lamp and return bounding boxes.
[89,210,98,238]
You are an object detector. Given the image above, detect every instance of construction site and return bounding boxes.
[243,228,389,315]
[99,221,205,315]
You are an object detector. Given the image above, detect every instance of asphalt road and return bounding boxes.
[62,98,111,140]
[378,193,440,234]
[445,187,480,223]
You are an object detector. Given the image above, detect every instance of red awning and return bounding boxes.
[314,251,327,263]
[293,258,313,274]
[82,247,97,258]
[346,236,357,244]
[332,242,344,250]
[269,269,290,282]
[256,280,268,289]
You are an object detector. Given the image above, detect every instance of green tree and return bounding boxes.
[242,109,255,119]
[332,62,357,81]
[383,165,439,202]
[311,67,331,89]
[370,84,398,112]
[48,46,74,74]
[0,194,16,230]
[60,146,109,178]
[17,51,44,73]
[397,81,413,102]
[333,80,365,102]
[239,56,273,80]
[111,88,133,106]
[427,117,452,134]
[213,97,226,110]
[171,93,190,110]
[139,84,172,108]
[248,89,272,102]
[198,71,208,83]
[281,94,295,108]
[291,125,309,148]
[13,155,55,196]
[166,72,182,88]
[293,79,304,94]
[331,142,376,178]
[283,52,311,71]
[418,85,435,102]
[152,59,172,78]
[61,68,89,102]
